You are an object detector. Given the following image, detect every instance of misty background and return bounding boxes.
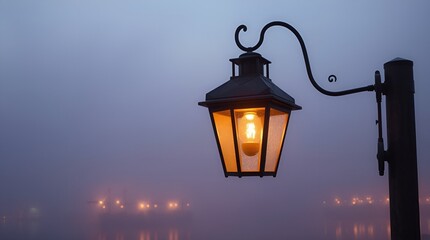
[1,0,430,239]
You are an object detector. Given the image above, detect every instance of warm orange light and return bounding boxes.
[120,205,124,209]
[139,202,152,209]
[238,111,262,156]
[116,200,121,205]
[99,200,104,205]
[168,202,179,209]
[243,113,259,156]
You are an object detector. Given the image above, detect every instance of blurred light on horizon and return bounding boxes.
[0,1,430,239]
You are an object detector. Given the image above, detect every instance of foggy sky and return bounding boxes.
[1,0,430,238]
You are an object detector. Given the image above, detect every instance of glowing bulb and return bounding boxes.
[239,112,262,156]
[245,113,255,121]
[246,122,256,139]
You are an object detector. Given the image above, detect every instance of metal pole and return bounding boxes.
[384,58,421,239]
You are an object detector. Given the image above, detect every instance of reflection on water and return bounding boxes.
[428,219,430,234]
[139,230,151,240]
[327,220,390,239]
[323,216,430,240]
[2,213,430,239]
[91,217,430,240]
[95,227,190,240]
[168,228,178,240]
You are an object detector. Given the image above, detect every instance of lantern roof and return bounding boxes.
[199,52,301,110]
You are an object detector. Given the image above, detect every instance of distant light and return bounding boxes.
[120,205,124,209]
[140,203,145,209]
[186,203,190,207]
[168,202,178,209]
[29,207,39,213]
[116,200,121,205]
[154,204,158,208]
[99,200,104,205]
[102,205,106,209]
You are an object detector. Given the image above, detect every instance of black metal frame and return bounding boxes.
[208,101,293,177]
[200,50,300,178]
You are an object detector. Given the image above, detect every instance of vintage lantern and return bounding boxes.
[199,52,301,177]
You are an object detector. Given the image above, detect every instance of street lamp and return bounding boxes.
[199,21,420,239]
[198,52,301,177]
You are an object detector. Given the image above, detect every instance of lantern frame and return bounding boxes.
[199,52,301,177]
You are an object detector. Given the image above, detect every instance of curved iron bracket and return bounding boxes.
[234,21,375,96]
[235,21,388,176]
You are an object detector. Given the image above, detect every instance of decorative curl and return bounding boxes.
[233,21,375,96]
[234,25,248,52]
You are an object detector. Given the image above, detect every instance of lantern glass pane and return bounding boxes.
[234,108,265,172]
[265,108,289,172]
[213,110,237,172]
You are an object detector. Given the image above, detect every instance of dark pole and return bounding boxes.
[384,58,421,240]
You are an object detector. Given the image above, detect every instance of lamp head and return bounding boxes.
[199,52,301,177]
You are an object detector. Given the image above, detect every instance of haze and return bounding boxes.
[1,1,430,239]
